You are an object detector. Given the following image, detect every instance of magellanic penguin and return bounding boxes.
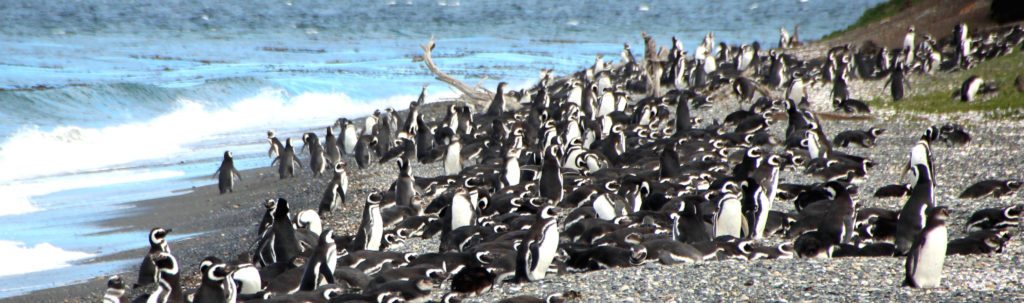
[958,75,996,102]
[212,151,241,194]
[714,181,746,239]
[443,131,463,176]
[135,227,172,289]
[886,62,906,101]
[395,157,418,212]
[104,275,126,303]
[353,192,385,251]
[486,82,509,116]
[267,130,284,158]
[337,118,359,155]
[354,135,376,169]
[959,179,1023,199]
[302,132,327,176]
[255,198,303,266]
[135,252,183,303]
[318,161,348,217]
[538,145,564,204]
[324,126,342,166]
[272,138,301,179]
[300,229,338,291]
[904,207,949,288]
[515,205,560,282]
[193,257,236,303]
[895,164,935,255]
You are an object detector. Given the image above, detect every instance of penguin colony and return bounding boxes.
[110,23,1024,303]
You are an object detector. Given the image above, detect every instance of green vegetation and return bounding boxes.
[824,0,924,39]
[873,50,1024,116]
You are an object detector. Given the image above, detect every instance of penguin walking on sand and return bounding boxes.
[336,118,358,156]
[272,138,301,179]
[303,133,327,176]
[515,205,560,282]
[905,207,949,288]
[353,193,385,251]
[324,127,342,166]
[135,227,172,289]
[212,151,241,194]
[267,131,284,158]
[319,161,348,217]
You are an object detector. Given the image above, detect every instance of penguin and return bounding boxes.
[904,207,949,289]
[538,145,564,204]
[324,126,341,166]
[104,275,126,303]
[443,131,463,176]
[271,138,301,179]
[135,227,172,289]
[267,130,284,158]
[212,151,241,194]
[886,63,906,101]
[226,257,261,296]
[959,179,1023,199]
[354,135,375,169]
[515,205,560,282]
[903,26,916,64]
[895,164,935,255]
[498,293,569,303]
[874,183,912,198]
[833,127,885,148]
[300,229,338,291]
[486,82,509,116]
[338,118,359,155]
[395,157,417,212]
[816,182,856,244]
[767,52,786,88]
[318,161,348,216]
[957,75,997,102]
[713,181,746,239]
[731,77,757,102]
[353,193,384,251]
[444,188,477,241]
[135,252,183,303]
[193,257,235,303]
[303,132,327,176]
[832,98,870,113]
[965,204,1023,231]
[363,111,380,137]
[641,238,704,265]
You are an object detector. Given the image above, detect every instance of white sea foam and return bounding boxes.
[0,170,184,217]
[0,240,93,277]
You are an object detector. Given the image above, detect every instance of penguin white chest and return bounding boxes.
[451,198,474,230]
[913,225,948,288]
[368,208,383,250]
[715,198,743,238]
[444,143,462,175]
[505,159,520,186]
[531,224,559,280]
[344,128,358,153]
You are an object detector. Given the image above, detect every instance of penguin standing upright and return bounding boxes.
[354,135,375,169]
[303,133,327,176]
[300,229,338,291]
[135,252,183,303]
[538,145,564,204]
[193,257,235,303]
[896,164,935,255]
[135,227,172,289]
[443,131,463,176]
[324,127,341,166]
[267,131,284,158]
[337,118,358,155]
[104,276,126,303]
[905,207,949,288]
[395,157,417,212]
[515,205,560,282]
[353,193,384,251]
[319,161,348,216]
[887,62,906,101]
[714,182,746,238]
[271,198,303,264]
[272,138,301,179]
[486,82,509,116]
[212,151,241,194]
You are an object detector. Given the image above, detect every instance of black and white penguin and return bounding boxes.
[498,293,569,303]
[135,252,183,303]
[886,62,906,101]
[767,52,787,88]
[395,157,417,213]
[337,118,359,155]
[324,126,341,166]
[104,275,126,303]
[713,181,746,238]
[895,164,935,255]
[958,75,997,102]
[444,188,477,241]
[833,127,885,148]
[212,151,241,194]
[832,98,871,113]
[965,204,1023,231]
[486,82,509,116]
[538,145,564,204]
[135,227,172,289]
[874,183,912,198]
[515,205,560,282]
[267,130,284,158]
[193,257,235,303]
[353,193,385,251]
[959,179,1023,199]
[226,257,261,296]
[272,138,301,179]
[318,161,348,216]
[299,229,338,291]
[904,207,949,288]
[443,131,463,176]
[302,132,327,176]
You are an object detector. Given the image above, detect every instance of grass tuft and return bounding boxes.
[823,0,923,40]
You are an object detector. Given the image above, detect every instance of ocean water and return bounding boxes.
[0,0,885,298]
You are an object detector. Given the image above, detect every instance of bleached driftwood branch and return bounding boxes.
[419,37,493,107]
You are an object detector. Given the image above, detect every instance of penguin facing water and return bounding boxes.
[272,138,301,179]
[212,151,241,194]
[324,126,342,166]
[302,132,327,176]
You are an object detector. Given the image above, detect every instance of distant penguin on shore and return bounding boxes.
[324,126,341,166]
[272,138,301,179]
[319,161,348,216]
[267,130,284,158]
[335,118,358,155]
[213,151,241,194]
[303,132,327,176]
[486,82,509,116]
[135,227,172,289]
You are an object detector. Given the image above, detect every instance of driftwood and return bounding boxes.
[419,37,493,108]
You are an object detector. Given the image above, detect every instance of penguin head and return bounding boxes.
[335,161,346,172]
[539,205,558,220]
[264,199,278,211]
[367,192,383,205]
[267,130,276,138]
[150,227,172,245]
[415,278,434,291]
[474,251,492,265]
[106,275,125,292]
[224,150,232,159]
[1005,204,1024,220]
[629,245,648,265]
[927,206,950,223]
[151,252,179,275]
